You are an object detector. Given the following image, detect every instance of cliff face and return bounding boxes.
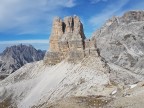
[44,16,97,65]
[49,17,64,52]
[92,10,144,84]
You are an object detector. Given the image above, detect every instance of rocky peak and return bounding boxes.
[106,11,144,27]
[44,16,97,65]
[101,11,144,34]
[121,11,144,23]
[62,16,85,38]
[0,44,45,75]
[49,16,85,52]
[63,16,73,33]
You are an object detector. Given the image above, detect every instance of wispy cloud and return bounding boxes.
[90,0,108,4]
[0,40,49,44]
[89,0,129,27]
[0,0,76,34]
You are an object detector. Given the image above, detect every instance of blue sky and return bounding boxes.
[0,0,144,52]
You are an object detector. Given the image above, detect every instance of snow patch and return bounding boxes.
[129,84,137,89]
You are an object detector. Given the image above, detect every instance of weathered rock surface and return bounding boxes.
[44,16,97,65]
[121,11,144,23]
[92,10,144,84]
[0,44,45,78]
[49,17,64,52]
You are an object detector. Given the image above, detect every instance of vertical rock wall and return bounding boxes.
[44,16,97,65]
[49,17,64,52]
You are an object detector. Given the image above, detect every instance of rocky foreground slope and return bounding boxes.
[0,44,45,79]
[0,11,144,108]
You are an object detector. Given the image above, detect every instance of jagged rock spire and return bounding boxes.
[49,16,86,52]
[44,16,97,65]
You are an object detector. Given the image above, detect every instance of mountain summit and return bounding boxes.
[44,16,97,65]
[0,44,45,76]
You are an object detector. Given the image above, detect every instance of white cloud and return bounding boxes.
[0,0,76,34]
[90,0,108,4]
[0,40,49,44]
[89,0,129,27]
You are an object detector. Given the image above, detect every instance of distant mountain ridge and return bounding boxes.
[0,44,45,78]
